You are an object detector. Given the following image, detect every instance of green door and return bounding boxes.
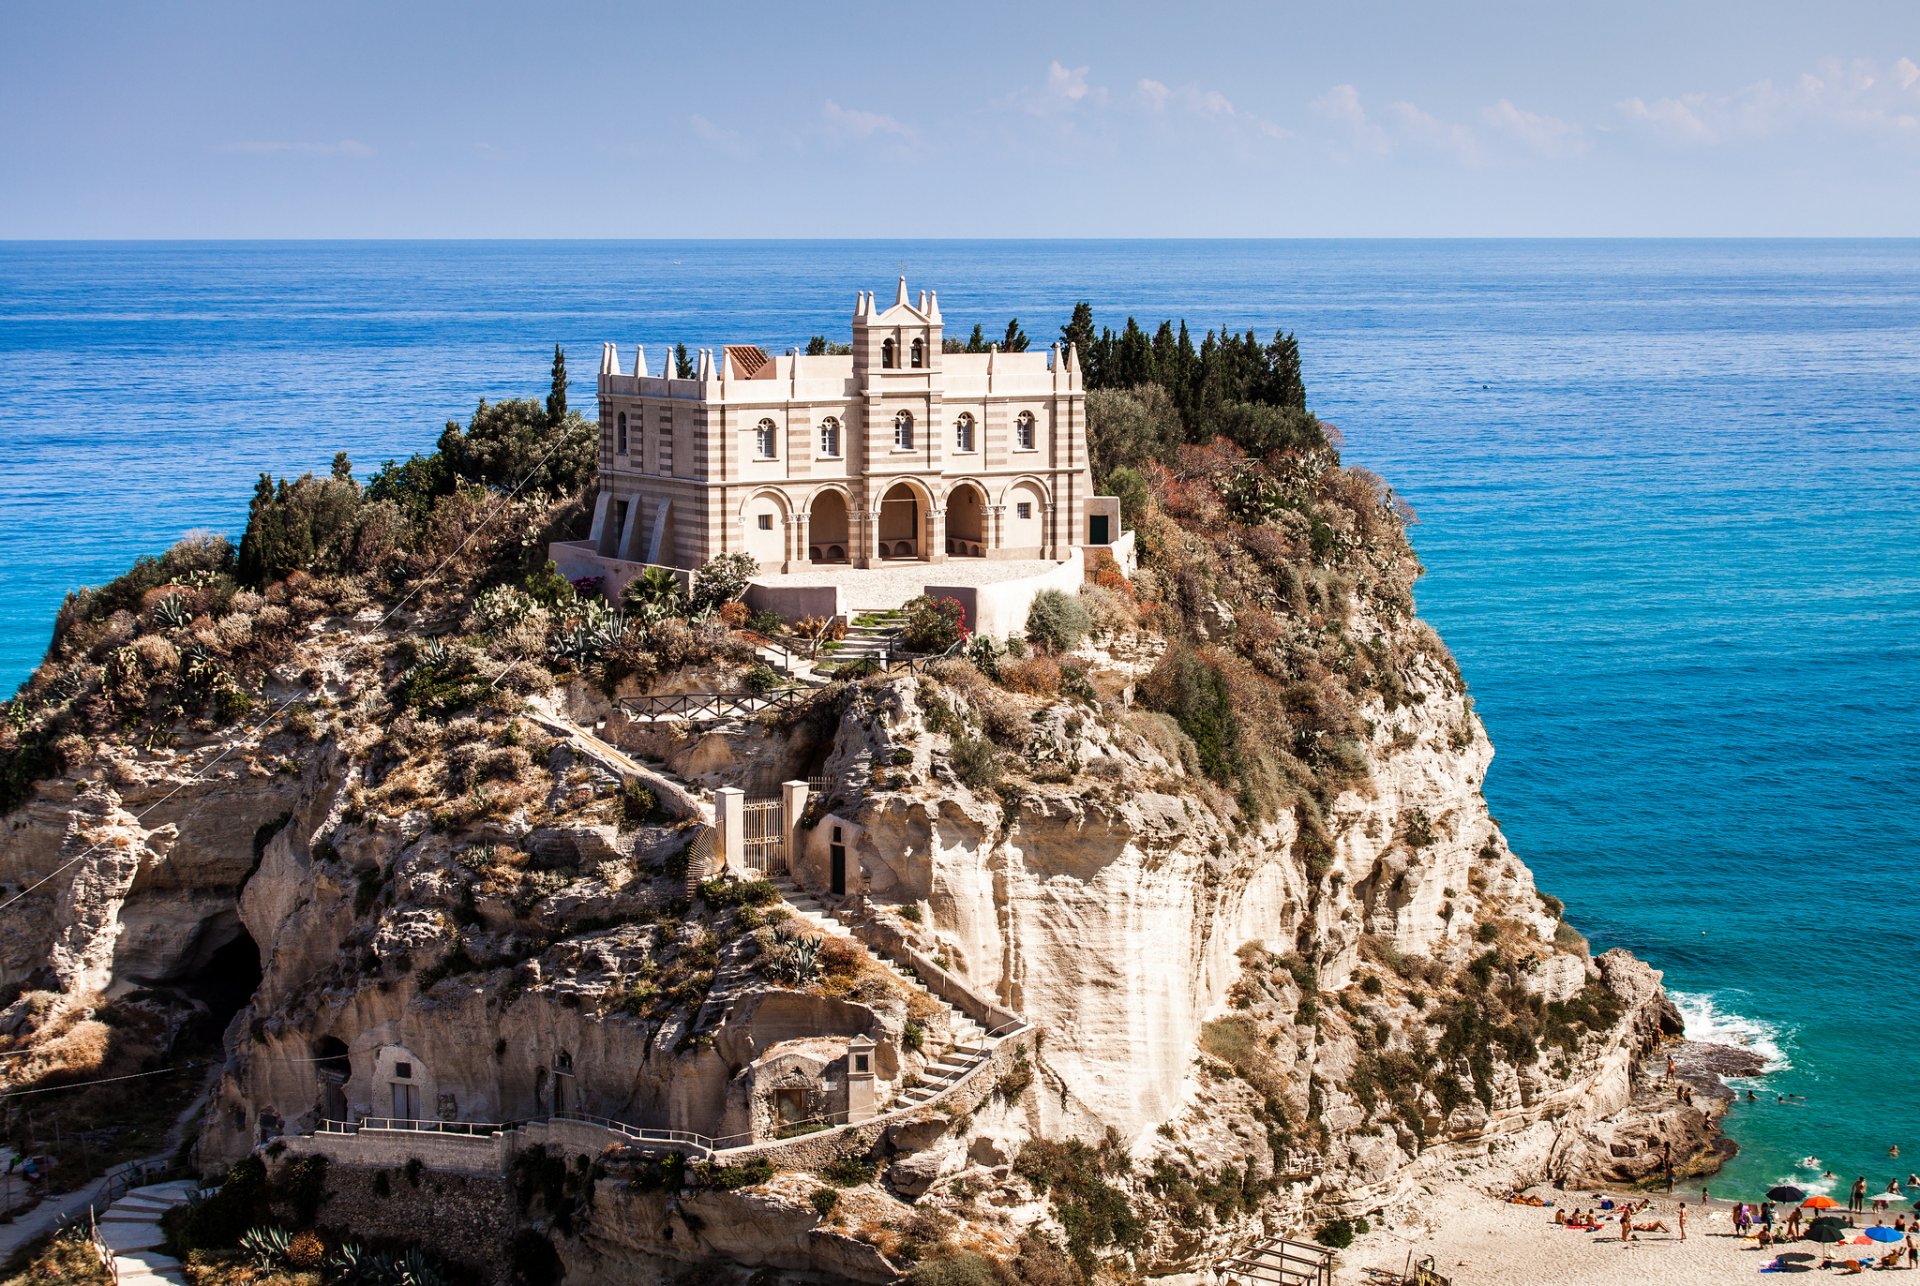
[1089,514,1110,544]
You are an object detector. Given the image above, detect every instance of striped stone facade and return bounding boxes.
[578,279,1092,574]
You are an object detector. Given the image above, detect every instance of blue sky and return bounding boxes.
[3,0,1916,237]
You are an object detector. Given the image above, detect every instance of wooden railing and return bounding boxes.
[1219,1237,1334,1286]
[617,689,808,722]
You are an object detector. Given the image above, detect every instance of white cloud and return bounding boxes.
[1136,77,1290,139]
[1005,60,1108,117]
[1480,99,1587,158]
[215,139,373,157]
[820,100,914,142]
[1310,84,1391,154]
[689,113,754,158]
[1620,56,1920,144]
[1387,100,1482,164]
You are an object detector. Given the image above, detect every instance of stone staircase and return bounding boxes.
[810,610,902,677]
[93,1180,197,1286]
[765,875,993,1109]
[750,639,832,689]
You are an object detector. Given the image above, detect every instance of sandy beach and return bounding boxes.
[1339,1184,1919,1285]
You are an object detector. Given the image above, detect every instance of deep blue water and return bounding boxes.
[2,240,1916,1194]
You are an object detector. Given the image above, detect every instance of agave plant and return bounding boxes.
[417,638,451,670]
[152,594,193,631]
[239,1223,294,1270]
[547,611,629,668]
[770,933,824,985]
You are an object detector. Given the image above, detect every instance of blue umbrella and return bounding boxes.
[1864,1226,1904,1243]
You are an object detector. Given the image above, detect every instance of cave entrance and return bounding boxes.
[313,1037,350,1122]
[179,926,262,1042]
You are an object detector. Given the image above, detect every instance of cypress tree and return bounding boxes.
[238,473,276,587]
[674,343,692,378]
[546,345,567,426]
[965,324,987,353]
[1114,317,1154,388]
[1001,318,1030,352]
[331,451,354,482]
[1061,302,1097,373]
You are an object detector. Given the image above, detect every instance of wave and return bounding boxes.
[1669,990,1791,1074]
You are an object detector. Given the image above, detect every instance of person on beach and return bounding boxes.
[1853,1176,1869,1213]
[1787,1205,1803,1238]
[1734,1203,1749,1235]
[1762,1201,1776,1232]
[1666,1054,1676,1082]
[1621,1208,1632,1242]
[1678,1203,1688,1241]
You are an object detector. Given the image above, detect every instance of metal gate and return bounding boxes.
[741,798,786,875]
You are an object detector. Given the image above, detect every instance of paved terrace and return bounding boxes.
[750,557,1065,613]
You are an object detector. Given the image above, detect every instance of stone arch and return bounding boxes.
[882,337,896,369]
[944,480,989,557]
[807,485,852,564]
[877,478,932,561]
[998,476,1051,556]
[739,488,791,571]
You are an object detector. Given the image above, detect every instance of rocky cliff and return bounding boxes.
[0,426,1715,1284]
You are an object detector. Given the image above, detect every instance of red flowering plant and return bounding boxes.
[900,594,969,654]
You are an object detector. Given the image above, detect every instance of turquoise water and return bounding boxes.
[2,240,1916,1195]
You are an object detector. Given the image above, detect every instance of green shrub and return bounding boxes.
[1314,1216,1367,1249]
[906,1253,998,1286]
[1025,589,1092,654]
[742,663,783,695]
[821,1154,876,1188]
[166,1156,267,1253]
[1014,1137,1142,1274]
[809,1186,840,1218]
[949,735,1001,792]
[901,594,969,653]
[694,1158,775,1190]
[620,780,660,826]
[1139,645,1238,782]
[689,552,757,614]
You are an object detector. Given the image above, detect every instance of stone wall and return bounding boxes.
[278,1126,511,1174]
[273,1156,518,1286]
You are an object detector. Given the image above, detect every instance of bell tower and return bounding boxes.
[851,276,943,388]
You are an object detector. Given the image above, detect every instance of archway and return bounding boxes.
[809,490,850,564]
[877,483,923,561]
[1001,479,1049,557]
[945,483,987,557]
[741,490,789,570]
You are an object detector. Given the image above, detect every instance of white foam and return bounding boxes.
[1669,990,1791,1074]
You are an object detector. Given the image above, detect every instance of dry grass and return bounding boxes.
[2,1225,112,1285]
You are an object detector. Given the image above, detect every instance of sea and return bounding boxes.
[1,240,1916,1197]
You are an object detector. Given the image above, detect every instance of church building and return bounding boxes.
[571,279,1109,579]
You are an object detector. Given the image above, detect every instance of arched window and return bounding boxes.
[893,410,914,450]
[1015,411,1036,451]
[818,417,841,458]
[955,413,975,452]
[616,411,628,455]
[910,338,925,368]
[882,338,896,369]
[754,418,778,460]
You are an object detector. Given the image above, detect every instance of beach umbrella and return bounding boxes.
[1864,1226,1905,1243]
[1868,1191,1906,1206]
[1769,1185,1809,1202]
[1802,1195,1840,1210]
[1806,1223,1847,1243]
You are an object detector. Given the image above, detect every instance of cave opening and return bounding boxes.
[179,925,262,1042]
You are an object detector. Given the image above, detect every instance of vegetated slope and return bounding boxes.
[0,322,1691,1285]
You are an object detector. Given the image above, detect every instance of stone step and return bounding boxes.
[108,1196,177,1215]
[113,1251,184,1277]
[99,1220,167,1252]
[126,1182,194,1200]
